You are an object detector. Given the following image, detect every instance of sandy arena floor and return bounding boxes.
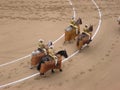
[0,0,120,90]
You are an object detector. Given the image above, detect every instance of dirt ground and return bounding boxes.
[0,0,120,90]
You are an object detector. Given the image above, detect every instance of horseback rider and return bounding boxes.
[83,24,92,37]
[38,39,45,49]
[70,16,79,33]
[48,45,58,66]
[82,24,92,43]
[37,39,47,55]
[70,16,75,26]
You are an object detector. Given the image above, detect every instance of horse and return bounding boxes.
[30,48,46,69]
[37,50,68,75]
[64,18,82,44]
[76,25,93,51]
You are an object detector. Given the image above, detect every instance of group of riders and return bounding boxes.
[70,16,92,42]
[31,16,119,75]
[33,16,93,68]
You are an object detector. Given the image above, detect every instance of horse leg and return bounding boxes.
[51,69,55,73]
[59,69,62,72]
[40,73,44,75]
[30,64,34,69]
[63,41,65,44]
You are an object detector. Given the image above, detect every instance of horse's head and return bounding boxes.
[56,50,68,58]
[88,25,93,32]
[75,17,82,25]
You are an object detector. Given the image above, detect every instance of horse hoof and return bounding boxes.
[51,70,55,73]
[63,42,66,45]
[29,67,33,69]
[30,67,32,69]
[40,73,44,75]
[59,69,63,72]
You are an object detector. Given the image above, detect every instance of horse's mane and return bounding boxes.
[56,50,65,55]
[56,50,68,58]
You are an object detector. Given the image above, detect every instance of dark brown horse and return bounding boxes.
[76,25,93,51]
[64,18,82,44]
[37,50,68,75]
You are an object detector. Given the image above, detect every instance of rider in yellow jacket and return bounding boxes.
[82,24,92,44]
[38,39,45,49]
[48,45,58,66]
[83,24,92,38]
[38,39,47,54]
[70,16,79,34]
[70,17,78,28]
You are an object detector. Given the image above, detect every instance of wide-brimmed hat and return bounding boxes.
[85,24,88,27]
[39,39,44,42]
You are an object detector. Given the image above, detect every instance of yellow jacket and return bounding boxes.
[48,48,55,57]
[83,27,92,36]
[38,42,45,49]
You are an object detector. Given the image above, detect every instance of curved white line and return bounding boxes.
[91,0,102,39]
[0,0,77,68]
[0,54,31,67]
[0,0,102,88]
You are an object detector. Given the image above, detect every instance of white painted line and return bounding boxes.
[91,0,102,39]
[69,0,73,5]
[53,34,64,44]
[68,0,76,19]
[0,0,102,88]
[0,0,76,68]
[0,33,65,67]
[0,54,31,67]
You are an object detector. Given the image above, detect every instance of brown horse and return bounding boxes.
[76,25,93,51]
[30,48,46,69]
[64,18,82,44]
[37,50,68,75]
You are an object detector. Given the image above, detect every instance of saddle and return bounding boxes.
[65,26,73,31]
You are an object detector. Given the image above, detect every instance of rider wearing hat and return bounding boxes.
[70,16,75,26]
[70,16,79,33]
[48,45,58,66]
[38,39,45,49]
[82,24,92,43]
[37,39,48,55]
[48,45,55,58]
[83,24,92,37]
